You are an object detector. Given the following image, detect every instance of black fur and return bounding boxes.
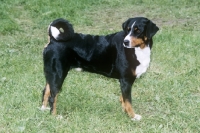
[42,17,159,119]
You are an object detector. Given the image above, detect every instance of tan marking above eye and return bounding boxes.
[134,28,140,33]
[127,27,131,31]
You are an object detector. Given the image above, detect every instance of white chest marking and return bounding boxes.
[135,46,151,78]
[123,22,136,48]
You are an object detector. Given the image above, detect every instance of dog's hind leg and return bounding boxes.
[48,86,59,115]
[42,54,70,115]
[41,82,61,114]
[119,78,142,121]
[41,83,51,111]
[46,67,69,115]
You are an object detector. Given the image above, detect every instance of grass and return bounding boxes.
[0,0,200,132]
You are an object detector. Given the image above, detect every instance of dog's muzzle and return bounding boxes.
[123,40,129,47]
[123,40,134,48]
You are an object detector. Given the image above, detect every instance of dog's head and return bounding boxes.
[122,17,159,49]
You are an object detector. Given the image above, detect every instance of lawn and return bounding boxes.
[0,0,200,132]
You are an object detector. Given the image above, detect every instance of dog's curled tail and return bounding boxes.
[48,18,74,41]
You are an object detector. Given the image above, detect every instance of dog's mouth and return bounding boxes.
[123,40,135,48]
[123,43,135,48]
[123,41,141,48]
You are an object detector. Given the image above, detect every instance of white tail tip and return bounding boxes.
[51,26,60,40]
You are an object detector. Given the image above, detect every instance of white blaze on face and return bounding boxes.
[123,21,136,48]
[51,26,60,40]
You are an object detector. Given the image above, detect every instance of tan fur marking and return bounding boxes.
[131,69,137,77]
[44,24,51,48]
[144,36,147,41]
[52,94,58,115]
[59,28,64,33]
[130,37,146,49]
[120,95,136,118]
[42,83,50,108]
[44,36,50,48]
[120,95,125,112]
[124,100,135,118]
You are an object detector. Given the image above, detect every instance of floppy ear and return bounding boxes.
[122,18,132,31]
[146,20,159,39]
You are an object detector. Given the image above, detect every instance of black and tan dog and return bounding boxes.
[41,17,159,121]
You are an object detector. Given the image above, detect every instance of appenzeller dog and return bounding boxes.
[41,17,159,121]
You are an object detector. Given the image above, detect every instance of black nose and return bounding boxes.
[123,40,129,46]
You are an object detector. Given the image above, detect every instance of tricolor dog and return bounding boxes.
[41,17,159,121]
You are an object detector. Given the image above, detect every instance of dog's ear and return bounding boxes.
[146,20,159,39]
[122,18,132,31]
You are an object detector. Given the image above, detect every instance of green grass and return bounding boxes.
[0,0,200,132]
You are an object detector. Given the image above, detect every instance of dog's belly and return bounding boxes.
[72,57,119,78]
[135,46,151,78]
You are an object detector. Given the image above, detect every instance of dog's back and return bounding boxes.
[46,19,121,78]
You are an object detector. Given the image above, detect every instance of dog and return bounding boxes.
[41,17,159,121]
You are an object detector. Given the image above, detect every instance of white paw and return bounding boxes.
[74,68,83,72]
[131,114,142,121]
[56,115,63,120]
[39,105,50,111]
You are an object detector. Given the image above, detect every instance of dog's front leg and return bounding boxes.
[119,78,142,121]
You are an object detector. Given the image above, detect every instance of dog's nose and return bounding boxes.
[123,40,129,46]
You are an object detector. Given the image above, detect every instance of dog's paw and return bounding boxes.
[131,114,142,121]
[74,68,83,72]
[56,115,64,120]
[39,105,50,111]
